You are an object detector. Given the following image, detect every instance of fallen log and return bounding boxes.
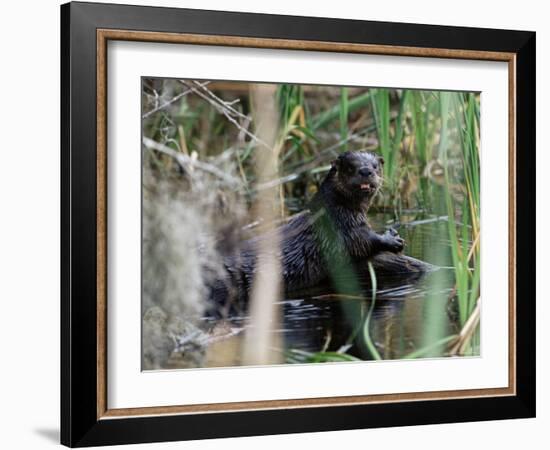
[364,252,436,276]
[284,252,436,300]
[211,250,436,309]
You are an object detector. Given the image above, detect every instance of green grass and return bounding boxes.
[363,262,382,360]
[142,79,481,359]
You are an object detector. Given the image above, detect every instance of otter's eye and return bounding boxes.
[373,162,378,169]
[346,165,356,175]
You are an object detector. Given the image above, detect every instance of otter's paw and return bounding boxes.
[383,229,405,253]
[386,227,399,237]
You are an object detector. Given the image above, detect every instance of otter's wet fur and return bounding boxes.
[214,151,405,311]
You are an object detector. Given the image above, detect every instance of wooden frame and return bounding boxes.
[61,1,535,446]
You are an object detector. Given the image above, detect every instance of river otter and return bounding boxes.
[212,151,405,311]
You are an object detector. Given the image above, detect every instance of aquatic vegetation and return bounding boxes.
[142,79,481,367]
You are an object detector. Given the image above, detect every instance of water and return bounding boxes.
[166,213,466,369]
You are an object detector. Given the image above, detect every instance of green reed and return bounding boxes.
[143,79,482,358]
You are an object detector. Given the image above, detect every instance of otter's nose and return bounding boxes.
[358,167,373,177]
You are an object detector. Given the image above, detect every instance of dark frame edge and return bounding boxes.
[76,395,534,447]
[61,2,102,447]
[514,32,536,418]
[60,2,72,447]
[60,2,536,447]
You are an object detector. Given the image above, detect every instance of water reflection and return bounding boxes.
[165,215,466,368]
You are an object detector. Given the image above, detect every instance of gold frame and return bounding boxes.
[96,29,516,420]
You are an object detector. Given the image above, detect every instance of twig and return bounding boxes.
[403,334,459,359]
[448,298,481,356]
[284,128,374,175]
[400,216,449,227]
[254,173,300,191]
[467,232,480,262]
[321,330,332,353]
[179,80,272,150]
[191,80,248,120]
[142,137,241,187]
[142,81,210,119]
[311,293,367,301]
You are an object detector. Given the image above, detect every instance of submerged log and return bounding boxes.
[286,252,436,300]
[365,252,436,276]
[210,248,436,314]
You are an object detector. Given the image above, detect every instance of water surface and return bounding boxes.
[167,213,468,369]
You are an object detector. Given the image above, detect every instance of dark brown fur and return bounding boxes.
[212,151,405,311]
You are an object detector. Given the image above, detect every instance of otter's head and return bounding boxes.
[328,151,384,202]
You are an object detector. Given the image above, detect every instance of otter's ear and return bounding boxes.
[378,156,385,165]
[330,158,340,171]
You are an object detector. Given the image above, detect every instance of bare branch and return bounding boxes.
[191,80,248,120]
[142,81,211,119]
[142,137,241,187]
[179,80,272,150]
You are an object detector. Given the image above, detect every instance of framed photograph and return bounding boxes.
[61,1,536,447]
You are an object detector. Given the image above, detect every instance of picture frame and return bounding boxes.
[60,1,536,447]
